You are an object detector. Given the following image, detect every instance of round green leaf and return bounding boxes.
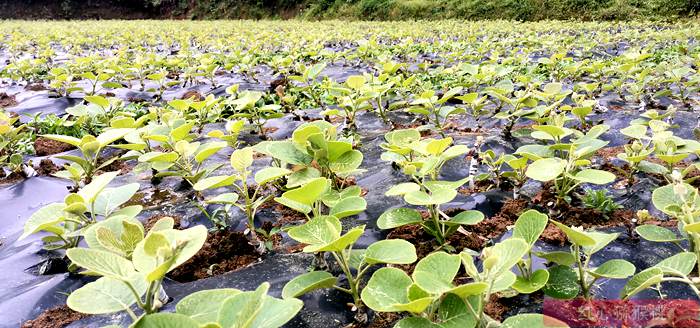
[635,225,681,242]
[282,271,337,299]
[377,207,423,229]
[543,265,580,300]
[526,158,565,182]
[365,239,417,265]
[590,259,635,279]
[512,269,549,294]
[573,169,616,185]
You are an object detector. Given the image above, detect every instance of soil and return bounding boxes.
[0,171,25,184]
[20,305,87,328]
[484,295,510,322]
[0,92,17,107]
[181,90,204,101]
[25,83,47,91]
[143,214,182,232]
[276,203,308,225]
[35,158,60,176]
[349,312,401,328]
[96,158,133,175]
[34,136,75,156]
[531,188,636,245]
[168,229,261,282]
[595,145,626,161]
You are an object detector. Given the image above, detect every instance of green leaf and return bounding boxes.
[364,239,417,265]
[513,209,548,246]
[394,318,440,328]
[591,259,635,279]
[550,220,596,246]
[485,238,530,276]
[97,128,133,147]
[584,231,619,255]
[345,75,366,90]
[361,267,413,312]
[66,248,135,280]
[653,183,700,217]
[195,142,227,163]
[447,282,489,298]
[329,196,367,218]
[20,203,64,240]
[41,134,82,147]
[275,178,329,214]
[132,313,201,328]
[654,252,697,276]
[85,95,110,109]
[377,208,423,229]
[536,251,576,266]
[287,215,340,249]
[176,289,241,325]
[573,169,616,185]
[217,283,303,328]
[68,275,147,314]
[446,210,484,226]
[413,252,460,295]
[93,183,140,216]
[543,265,580,299]
[316,226,365,252]
[230,147,254,172]
[282,271,337,299]
[635,225,681,242]
[254,167,292,185]
[329,150,363,175]
[194,175,235,191]
[512,269,549,294]
[435,293,477,328]
[385,182,420,196]
[526,158,565,182]
[621,268,664,299]
[502,314,570,328]
[78,171,119,203]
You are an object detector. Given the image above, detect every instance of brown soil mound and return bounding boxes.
[168,230,261,282]
[21,305,87,328]
[35,159,60,176]
[34,137,75,156]
[0,92,17,107]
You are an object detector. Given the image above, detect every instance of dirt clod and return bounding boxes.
[21,305,87,328]
[34,137,75,156]
[0,92,17,107]
[168,230,261,282]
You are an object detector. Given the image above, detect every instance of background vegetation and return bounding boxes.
[1,0,698,20]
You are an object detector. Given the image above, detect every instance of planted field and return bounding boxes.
[1,20,699,328]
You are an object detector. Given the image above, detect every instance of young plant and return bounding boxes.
[379,128,478,247]
[20,171,141,251]
[65,218,207,322]
[324,75,374,133]
[43,126,133,187]
[582,189,621,215]
[256,120,364,189]
[543,221,635,300]
[0,110,30,176]
[132,283,303,328]
[283,215,416,317]
[406,87,464,136]
[193,147,292,247]
[227,90,284,138]
[626,176,700,299]
[525,144,615,205]
[274,177,367,220]
[511,210,550,294]
[362,240,565,327]
[134,120,227,188]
